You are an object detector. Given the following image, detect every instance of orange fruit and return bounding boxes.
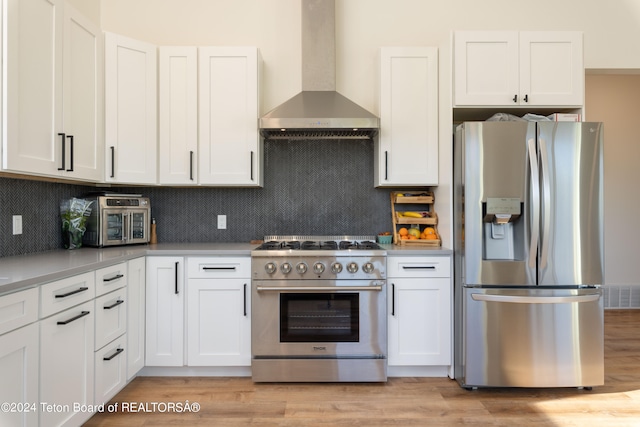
[425,234,437,240]
[401,235,409,240]
[398,227,409,236]
[423,227,435,235]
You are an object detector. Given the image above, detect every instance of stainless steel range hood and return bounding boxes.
[259,0,379,140]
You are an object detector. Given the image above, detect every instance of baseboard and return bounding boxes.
[603,286,640,308]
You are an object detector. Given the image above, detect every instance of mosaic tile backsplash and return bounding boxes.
[0,139,397,258]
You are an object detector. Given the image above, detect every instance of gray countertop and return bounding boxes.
[0,243,451,296]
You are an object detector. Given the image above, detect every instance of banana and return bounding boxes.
[402,211,423,218]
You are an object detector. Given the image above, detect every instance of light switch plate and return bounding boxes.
[12,215,22,235]
[217,215,227,229]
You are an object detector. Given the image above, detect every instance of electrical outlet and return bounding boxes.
[12,215,22,235]
[217,215,227,229]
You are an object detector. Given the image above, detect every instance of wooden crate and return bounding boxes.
[391,191,441,247]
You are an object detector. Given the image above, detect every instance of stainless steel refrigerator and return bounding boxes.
[453,121,604,389]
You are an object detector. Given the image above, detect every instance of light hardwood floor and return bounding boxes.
[84,310,640,426]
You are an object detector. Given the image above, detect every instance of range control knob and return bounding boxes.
[281,262,292,274]
[331,262,343,274]
[362,262,375,274]
[313,262,325,274]
[346,262,359,274]
[265,262,277,274]
[296,262,308,274]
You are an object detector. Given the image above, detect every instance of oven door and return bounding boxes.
[100,209,149,246]
[252,280,387,358]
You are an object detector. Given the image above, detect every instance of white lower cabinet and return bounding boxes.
[94,334,127,406]
[387,256,451,368]
[126,257,146,379]
[0,323,39,427]
[94,288,127,351]
[145,257,184,366]
[40,299,95,427]
[186,257,251,366]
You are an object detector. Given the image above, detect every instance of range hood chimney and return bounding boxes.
[259,0,379,140]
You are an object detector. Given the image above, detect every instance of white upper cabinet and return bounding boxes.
[454,31,584,107]
[198,47,262,186]
[3,0,102,181]
[62,4,103,181]
[158,47,198,185]
[104,32,157,184]
[376,47,439,187]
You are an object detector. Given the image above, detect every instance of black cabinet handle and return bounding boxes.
[110,146,115,178]
[189,150,194,181]
[250,151,254,181]
[55,287,89,298]
[103,347,124,361]
[202,267,236,271]
[391,283,395,316]
[66,135,74,171]
[104,299,124,310]
[103,274,124,282]
[384,151,389,180]
[402,266,436,270]
[513,94,518,103]
[57,310,90,325]
[523,94,529,103]
[243,283,247,317]
[175,261,179,294]
[58,133,66,170]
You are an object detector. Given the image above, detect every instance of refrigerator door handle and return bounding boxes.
[471,293,600,304]
[539,138,551,270]
[527,138,540,269]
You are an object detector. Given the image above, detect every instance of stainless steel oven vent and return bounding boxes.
[261,128,376,140]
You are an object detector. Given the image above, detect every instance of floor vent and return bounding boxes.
[604,286,640,309]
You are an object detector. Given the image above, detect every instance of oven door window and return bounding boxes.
[104,212,124,242]
[280,293,359,342]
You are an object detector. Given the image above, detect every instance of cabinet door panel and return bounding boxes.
[40,301,94,427]
[62,4,103,181]
[158,47,198,184]
[187,278,250,366]
[519,32,583,106]
[105,33,157,184]
[127,257,146,379]
[0,324,38,427]
[388,278,451,366]
[145,257,184,366]
[4,0,63,176]
[199,47,260,186]
[378,47,438,186]
[454,31,519,106]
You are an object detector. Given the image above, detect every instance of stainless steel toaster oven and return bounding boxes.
[81,194,151,247]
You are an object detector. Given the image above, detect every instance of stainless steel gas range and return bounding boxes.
[251,235,387,382]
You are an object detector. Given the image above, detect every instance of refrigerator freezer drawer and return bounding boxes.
[460,288,604,388]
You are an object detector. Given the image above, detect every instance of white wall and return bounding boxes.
[586,74,640,287]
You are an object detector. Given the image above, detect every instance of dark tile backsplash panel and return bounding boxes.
[0,140,400,258]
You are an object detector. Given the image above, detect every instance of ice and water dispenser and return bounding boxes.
[482,197,523,260]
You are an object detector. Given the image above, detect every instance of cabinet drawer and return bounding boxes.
[95,334,127,406]
[95,263,127,297]
[387,256,451,278]
[40,272,95,318]
[0,287,38,335]
[187,257,250,279]
[95,288,127,350]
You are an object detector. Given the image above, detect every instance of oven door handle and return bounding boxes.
[256,285,384,292]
